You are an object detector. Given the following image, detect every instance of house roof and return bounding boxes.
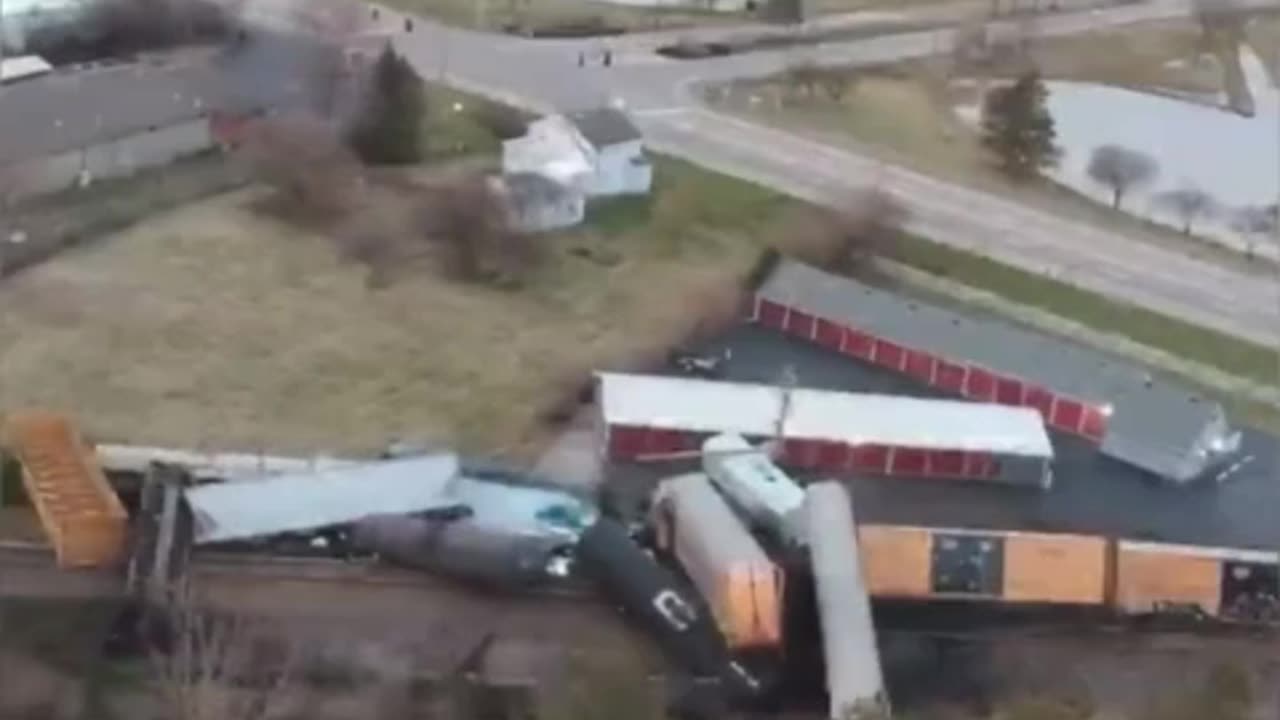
[0,56,53,84]
[756,260,1233,481]
[565,107,641,149]
[597,372,1054,458]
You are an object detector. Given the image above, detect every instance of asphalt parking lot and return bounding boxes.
[613,324,1280,551]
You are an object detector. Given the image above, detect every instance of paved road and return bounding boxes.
[371,0,1280,346]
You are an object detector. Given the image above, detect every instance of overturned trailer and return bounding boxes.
[598,372,1055,488]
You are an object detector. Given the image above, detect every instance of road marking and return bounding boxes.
[1214,454,1255,484]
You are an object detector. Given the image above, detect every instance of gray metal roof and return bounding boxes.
[184,454,460,544]
[757,260,1234,482]
[0,62,219,166]
[565,107,641,149]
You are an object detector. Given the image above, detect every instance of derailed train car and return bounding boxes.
[649,473,784,655]
[574,517,765,712]
[350,514,576,592]
[855,524,1280,624]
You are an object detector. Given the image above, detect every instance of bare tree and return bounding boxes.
[783,61,823,100]
[151,583,299,720]
[239,114,361,220]
[1230,204,1277,258]
[1087,145,1158,210]
[422,176,543,287]
[1157,186,1217,235]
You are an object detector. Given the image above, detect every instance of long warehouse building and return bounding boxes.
[749,259,1242,484]
[597,372,1055,487]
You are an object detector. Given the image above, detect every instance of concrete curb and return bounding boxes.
[880,260,1280,410]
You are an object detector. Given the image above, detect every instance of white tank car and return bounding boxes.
[805,482,888,719]
[701,434,806,547]
[350,514,575,591]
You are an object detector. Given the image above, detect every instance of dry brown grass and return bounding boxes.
[0,160,776,459]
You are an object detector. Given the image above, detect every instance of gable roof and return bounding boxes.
[564,107,641,149]
[756,260,1233,481]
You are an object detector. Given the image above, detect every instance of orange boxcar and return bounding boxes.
[651,473,783,650]
[1002,532,1109,604]
[857,525,933,598]
[1114,541,1222,616]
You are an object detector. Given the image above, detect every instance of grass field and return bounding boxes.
[0,158,781,458]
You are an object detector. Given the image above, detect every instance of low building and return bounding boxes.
[0,62,225,200]
[488,172,586,233]
[750,259,1242,484]
[502,106,652,199]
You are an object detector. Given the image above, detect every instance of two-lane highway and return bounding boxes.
[375,0,1280,345]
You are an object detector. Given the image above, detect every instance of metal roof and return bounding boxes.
[184,454,460,544]
[653,472,775,571]
[564,107,641,148]
[598,372,1054,459]
[0,56,52,84]
[0,62,218,166]
[757,260,1233,480]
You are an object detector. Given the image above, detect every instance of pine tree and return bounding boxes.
[980,70,1060,180]
[348,44,427,164]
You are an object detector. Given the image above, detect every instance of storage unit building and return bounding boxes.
[1114,540,1280,622]
[805,482,888,720]
[856,525,1109,606]
[597,372,1054,487]
[651,473,784,652]
[750,260,1242,484]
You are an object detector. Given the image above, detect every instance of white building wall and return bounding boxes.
[516,191,585,233]
[1,117,214,201]
[589,139,651,197]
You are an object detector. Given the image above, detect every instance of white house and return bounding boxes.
[502,107,652,198]
[488,172,586,233]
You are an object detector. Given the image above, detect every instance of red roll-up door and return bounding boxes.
[964,367,996,401]
[781,438,822,469]
[786,309,816,340]
[814,318,843,351]
[841,327,875,361]
[850,445,891,474]
[961,452,997,478]
[757,298,787,331]
[607,425,647,460]
[873,339,907,372]
[928,450,967,477]
[1024,385,1055,420]
[1050,398,1085,434]
[994,376,1025,406]
[813,441,850,471]
[645,428,687,455]
[889,448,928,476]
[935,361,966,395]
[1079,406,1108,443]
[904,350,936,384]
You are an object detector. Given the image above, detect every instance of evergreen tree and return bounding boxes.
[980,70,1059,179]
[348,44,427,164]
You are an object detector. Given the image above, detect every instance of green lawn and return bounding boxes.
[890,232,1279,387]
